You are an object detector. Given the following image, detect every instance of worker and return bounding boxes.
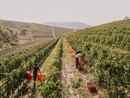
[75,51,83,69]
[33,63,41,88]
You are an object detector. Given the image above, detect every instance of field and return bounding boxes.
[67,19,130,98]
[0,19,130,98]
[0,19,74,51]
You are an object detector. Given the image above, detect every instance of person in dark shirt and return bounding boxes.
[33,63,41,84]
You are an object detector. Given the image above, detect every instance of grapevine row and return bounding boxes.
[40,38,63,98]
[0,38,59,98]
[72,19,130,51]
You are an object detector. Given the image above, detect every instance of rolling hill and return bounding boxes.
[0,19,74,50]
[45,21,91,29]
[67,19,130,97]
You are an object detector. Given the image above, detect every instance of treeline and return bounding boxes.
[0,27,19,45]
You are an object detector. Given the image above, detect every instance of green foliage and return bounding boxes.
[68,19,130,51]
[0,27,18,43]
[0,38,59,98]
[40,67,61,98]
[67,19,130,97]
[71,77,82,88]
[40,38,63,98]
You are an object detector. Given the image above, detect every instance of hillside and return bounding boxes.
[66,19,130,97]
[0,19,74,50]
[31,23,74,38]
[45,21,90,29]
[1,19,130,98]
[72,19,130,50]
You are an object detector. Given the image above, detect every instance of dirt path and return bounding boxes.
[61,38,106,98]
[61,38,79,98]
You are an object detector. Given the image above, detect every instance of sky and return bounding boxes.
[0,0,129,26]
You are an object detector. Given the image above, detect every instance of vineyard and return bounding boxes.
[0,38,59,98]
[67,19,130,98]
[0,38,53,58]
[0,19,130,98]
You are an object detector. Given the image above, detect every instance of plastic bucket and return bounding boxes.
[25,71,33,81]
[87,82,97,93]
[71,53,75,58]
[37,73,46,81]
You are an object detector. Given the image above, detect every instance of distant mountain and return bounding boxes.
[45,22,91,29]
